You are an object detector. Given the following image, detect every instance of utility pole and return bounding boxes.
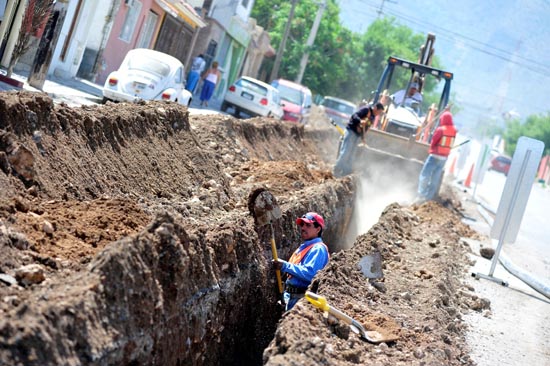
[377,0,397,17]
[269,0,298,81]
[295,0,326,84]
[28,2,69,89]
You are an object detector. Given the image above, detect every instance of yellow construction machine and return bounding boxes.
[356,33,454,196]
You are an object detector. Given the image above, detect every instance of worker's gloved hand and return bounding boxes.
[271,259,284,271]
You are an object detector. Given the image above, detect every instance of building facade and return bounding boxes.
[1,0,274,98]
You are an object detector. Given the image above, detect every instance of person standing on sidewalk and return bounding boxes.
[272,212,329,311]
[199,61,221,107]
[186,54,206,93]
[416,110,457,202]
[333,102,384,177]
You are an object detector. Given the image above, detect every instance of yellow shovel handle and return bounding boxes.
[329,119,345,136]
[305,291,329,312]
[270,236,283,294]
[305,291,354,325]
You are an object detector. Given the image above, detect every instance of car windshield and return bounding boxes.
[276,84,303,105]
[127,57,171,77]
[322,99,355,114]
[238,79,268,96]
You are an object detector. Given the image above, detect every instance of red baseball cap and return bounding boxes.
[296,212,325,229]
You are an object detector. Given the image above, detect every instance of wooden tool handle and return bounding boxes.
[270,236,283,294]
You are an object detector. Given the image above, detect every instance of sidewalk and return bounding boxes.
[0,69,103,107]
[451,179,550,366]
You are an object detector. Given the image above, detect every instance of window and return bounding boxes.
[175,67,183,84]
[127,57,170,77]
[119,0,142,43]
[322,98,355,114]
[0,0,7,21]
[136,10,158,48]
[273,84,303,105]
[304,93,312,108]
[237,78,267,96]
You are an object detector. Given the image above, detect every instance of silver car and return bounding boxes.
[319,96,356,130]
[221,76,284,119]
[102,48,192,106]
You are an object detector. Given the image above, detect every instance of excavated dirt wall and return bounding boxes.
[0,92,355,365]
[0,92,485,366]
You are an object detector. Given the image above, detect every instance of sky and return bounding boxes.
[337,0,550,135]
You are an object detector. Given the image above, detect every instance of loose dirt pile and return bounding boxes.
[0,91,486,365]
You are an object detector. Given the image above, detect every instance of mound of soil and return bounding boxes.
[0,90,485,366]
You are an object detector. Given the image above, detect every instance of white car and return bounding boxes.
[221,76,284,119]
[102,48,192,106]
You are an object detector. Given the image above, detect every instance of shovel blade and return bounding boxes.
[249,188,282,226]
[358,252,383,279]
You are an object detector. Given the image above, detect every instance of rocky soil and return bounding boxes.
[0,90,487,365]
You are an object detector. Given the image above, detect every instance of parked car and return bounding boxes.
[319,96,356,130]
[221,76,284,119]
[102,48,192,106]
[489,155,512,175]
[270,79,312,124]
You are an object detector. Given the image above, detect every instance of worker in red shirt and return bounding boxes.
[416,110,457,202]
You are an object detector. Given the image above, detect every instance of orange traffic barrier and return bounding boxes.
[448,155,457,176]
[464,163,474,188]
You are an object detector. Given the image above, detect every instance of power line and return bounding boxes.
[380,7,550,76]
[346,0,550,77]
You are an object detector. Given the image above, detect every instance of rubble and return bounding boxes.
[0,91,483,365]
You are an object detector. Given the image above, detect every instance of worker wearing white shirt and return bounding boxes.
[392,82,423,111]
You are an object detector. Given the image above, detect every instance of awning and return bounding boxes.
[156,0,206,29]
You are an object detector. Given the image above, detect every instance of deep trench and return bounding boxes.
[205,151,425,366]
[206,183,355,366]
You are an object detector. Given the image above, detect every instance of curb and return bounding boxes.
[0,74,24,88]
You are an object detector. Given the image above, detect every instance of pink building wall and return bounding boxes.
[96,0,165,85]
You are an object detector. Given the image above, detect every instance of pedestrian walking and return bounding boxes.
[186,54,206,93]
[199,61,221,107]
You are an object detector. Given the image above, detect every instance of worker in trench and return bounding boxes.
[333,102,385,177]
[272,212,330,311]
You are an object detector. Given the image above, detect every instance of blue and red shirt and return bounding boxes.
[282,237,329,289]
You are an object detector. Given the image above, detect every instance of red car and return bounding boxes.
[489,155,512,176]
[270,79,312,124]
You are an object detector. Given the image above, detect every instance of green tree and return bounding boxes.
[504,113,550,155]
[251,1,449,105]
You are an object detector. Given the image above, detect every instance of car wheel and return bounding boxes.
[221,101,228,112]
[101,97,110,104]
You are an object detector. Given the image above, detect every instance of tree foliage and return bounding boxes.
[504,113,550,155]
[251,0,444,105]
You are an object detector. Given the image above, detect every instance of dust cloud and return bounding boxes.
[343,155,419,247]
